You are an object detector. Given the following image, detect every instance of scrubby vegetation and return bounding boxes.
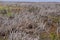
[28,6,40,13]
[0,2,60,40]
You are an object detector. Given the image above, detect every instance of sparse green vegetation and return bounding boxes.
[7,12,12,17]
[0,6,12,17]
[49,32,57,40]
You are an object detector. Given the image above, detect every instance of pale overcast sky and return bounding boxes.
[0,0,60,2]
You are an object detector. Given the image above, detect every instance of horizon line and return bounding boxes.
[0,1,60,3]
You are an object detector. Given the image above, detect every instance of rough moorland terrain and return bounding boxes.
[0,2,60,40]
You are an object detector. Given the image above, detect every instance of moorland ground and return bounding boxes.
[0,2,60,40]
